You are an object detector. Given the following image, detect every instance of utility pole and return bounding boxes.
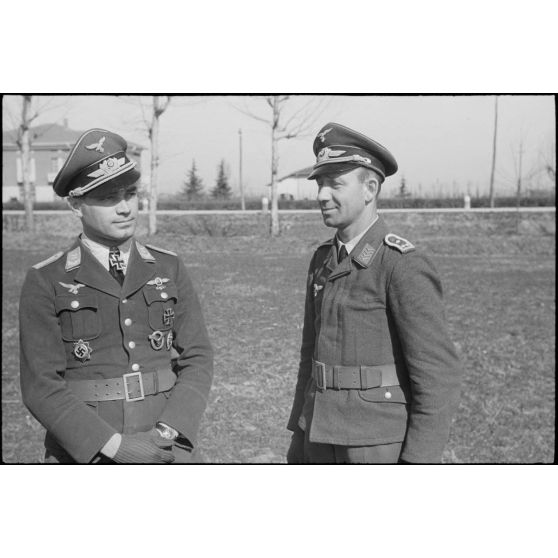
[489,96,498,208]
[515,138,524,225]
[238,128,245,211]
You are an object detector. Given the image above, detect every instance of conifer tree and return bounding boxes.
[211,159,232,199]
[182,160,204,200]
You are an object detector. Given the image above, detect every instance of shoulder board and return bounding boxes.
[384,233,415,254]
[145,244,177,257]
[32,251,64,269]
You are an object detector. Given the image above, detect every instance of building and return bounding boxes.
[2,122,147,203]
[276,166,316,200]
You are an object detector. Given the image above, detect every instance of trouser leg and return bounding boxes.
[336,442,403,464]
[302,428,337,463]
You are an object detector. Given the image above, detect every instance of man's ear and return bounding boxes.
[67,196,83,218]
[364,177,379,202]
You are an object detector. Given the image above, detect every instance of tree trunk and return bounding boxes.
[148,97,161,236]
[21,95,35,232]
[269,97,280,237]
[489,96,498,208]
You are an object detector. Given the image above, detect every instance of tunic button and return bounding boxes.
[131,363,140,371]
[384,391,392,400]
[161,292,168,299]
[124,318,132,326]
[71,300,79,309]
[128,341,136,349]
[122,299,128,304]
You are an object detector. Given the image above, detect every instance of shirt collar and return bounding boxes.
[80,234,133,271]
[337,215,379,254]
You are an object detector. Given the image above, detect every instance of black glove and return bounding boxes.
[113,429,175,464]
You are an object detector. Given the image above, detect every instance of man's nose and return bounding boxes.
[115,198,130,213]
[317,186,331,202]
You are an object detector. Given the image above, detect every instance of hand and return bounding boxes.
[114,429,175,464]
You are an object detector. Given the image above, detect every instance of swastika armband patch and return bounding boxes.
[384,233,415,254]
[32,251,64,269]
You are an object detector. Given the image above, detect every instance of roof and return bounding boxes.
[2,123,145,154]
[278,166,314,181]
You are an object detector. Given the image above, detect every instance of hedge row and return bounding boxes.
[3,195,555,211]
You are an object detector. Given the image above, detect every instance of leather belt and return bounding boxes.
[67,368,176,402]
[312,359,399,391]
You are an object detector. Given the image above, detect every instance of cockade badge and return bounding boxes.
[317,147,346,162]
[87,157,125,179]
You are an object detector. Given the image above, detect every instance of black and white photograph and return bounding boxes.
[0,3,556,556]
[2,94,555,464]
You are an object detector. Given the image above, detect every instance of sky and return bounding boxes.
[2,94,555,198]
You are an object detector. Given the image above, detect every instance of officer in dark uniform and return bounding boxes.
[286,122,463,464]
[19,129,213,463]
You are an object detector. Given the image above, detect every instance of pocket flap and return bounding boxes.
[55,293,98,313]
[142,284,178,305]
[358,385,410,404]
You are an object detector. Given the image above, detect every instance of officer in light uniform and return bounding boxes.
[19,129,213,463]
[287,123,463,464]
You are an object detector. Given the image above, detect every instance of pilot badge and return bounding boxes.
[148,330,165,351]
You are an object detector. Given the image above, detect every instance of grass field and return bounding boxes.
[2,211,555,463]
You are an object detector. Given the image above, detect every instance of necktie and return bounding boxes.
[108,246,125,285]
[338,245,348,264]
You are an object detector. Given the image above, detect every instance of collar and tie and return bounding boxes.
[337,244,348,264]
[108,246,125,285]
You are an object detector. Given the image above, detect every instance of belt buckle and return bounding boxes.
[314,361,327,391]
[123,371,145,402]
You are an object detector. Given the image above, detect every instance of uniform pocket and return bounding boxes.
[357,384,410,404]
[55,294,101,341]
[143,285,178,331]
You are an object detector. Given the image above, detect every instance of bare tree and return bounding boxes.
[120,95,209,235]
[125,95,172,235]
[18,96,37,231]
[3,95,71,232]
[147,96,171,235]
[234,95,327,236]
